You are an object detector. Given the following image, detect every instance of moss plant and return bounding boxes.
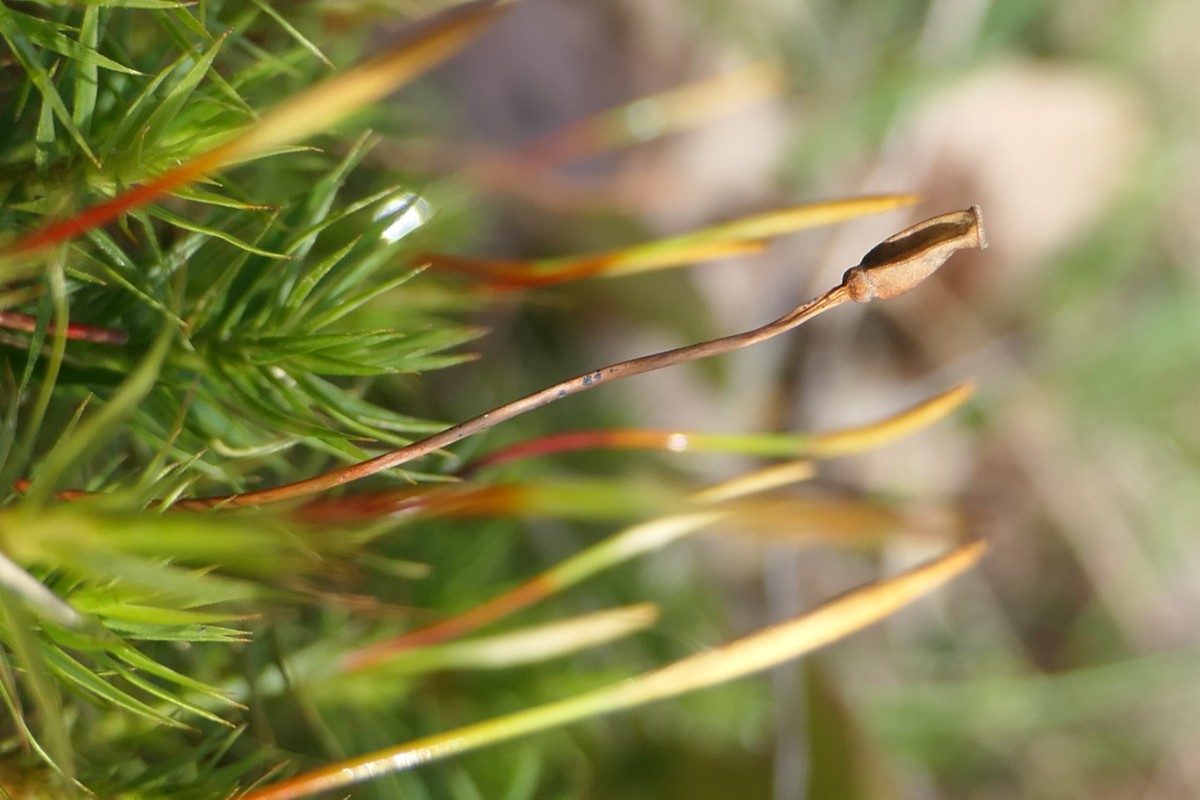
[0,3,985,798]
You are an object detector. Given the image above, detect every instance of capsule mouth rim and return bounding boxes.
[969,205,988,250]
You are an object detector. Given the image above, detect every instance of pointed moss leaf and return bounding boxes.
[225,362,337,434]
[240,331,398,360]
[115,645,239,705]
[217,363,348,441]
[165,4,210,39]
[304,269,427,332]
[65,550,260,607]
[42,646,188,728]
[250,0,332,67]
[141,32,228,152]
[215,143,325,168]
[77,236,184,323]
[111,652,235,723]
[96,48,193,161]
[279,236,360,319]
[188,245,260,334]
[283,352,405,377]
[20,281,54,391]
[274,137,380,264]
[91,651,231,726]
[0,23,99,165]
[282,216,415,317]
[238,326,478,376]
[2,8,143,76]
[96,511,335,577]
[289,384,418,447]
[215,364,379,459]
[69,594,248,629]
[62,264,108,287]
[300,242,414,316]
[295,372,443,432]
[102,619,251,643]
[148,206,288,258]
[168,184,277,210]
[240,187,411,332]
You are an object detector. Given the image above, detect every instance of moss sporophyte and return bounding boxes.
[0,1,990,796]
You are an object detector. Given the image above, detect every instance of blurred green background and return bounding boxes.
[417,1,1200,798]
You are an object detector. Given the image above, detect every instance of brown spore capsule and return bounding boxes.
[843,205,987,303]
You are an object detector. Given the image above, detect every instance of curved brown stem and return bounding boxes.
[171,205,985,511]
[0,310,128,345]
[173,286,850,510]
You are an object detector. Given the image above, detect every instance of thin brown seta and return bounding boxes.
[0,310,128,345]
[172,206,986,511]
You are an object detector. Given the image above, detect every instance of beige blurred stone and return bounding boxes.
[899,61,1146,291]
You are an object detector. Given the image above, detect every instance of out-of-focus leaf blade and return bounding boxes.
[245,542,986,800]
